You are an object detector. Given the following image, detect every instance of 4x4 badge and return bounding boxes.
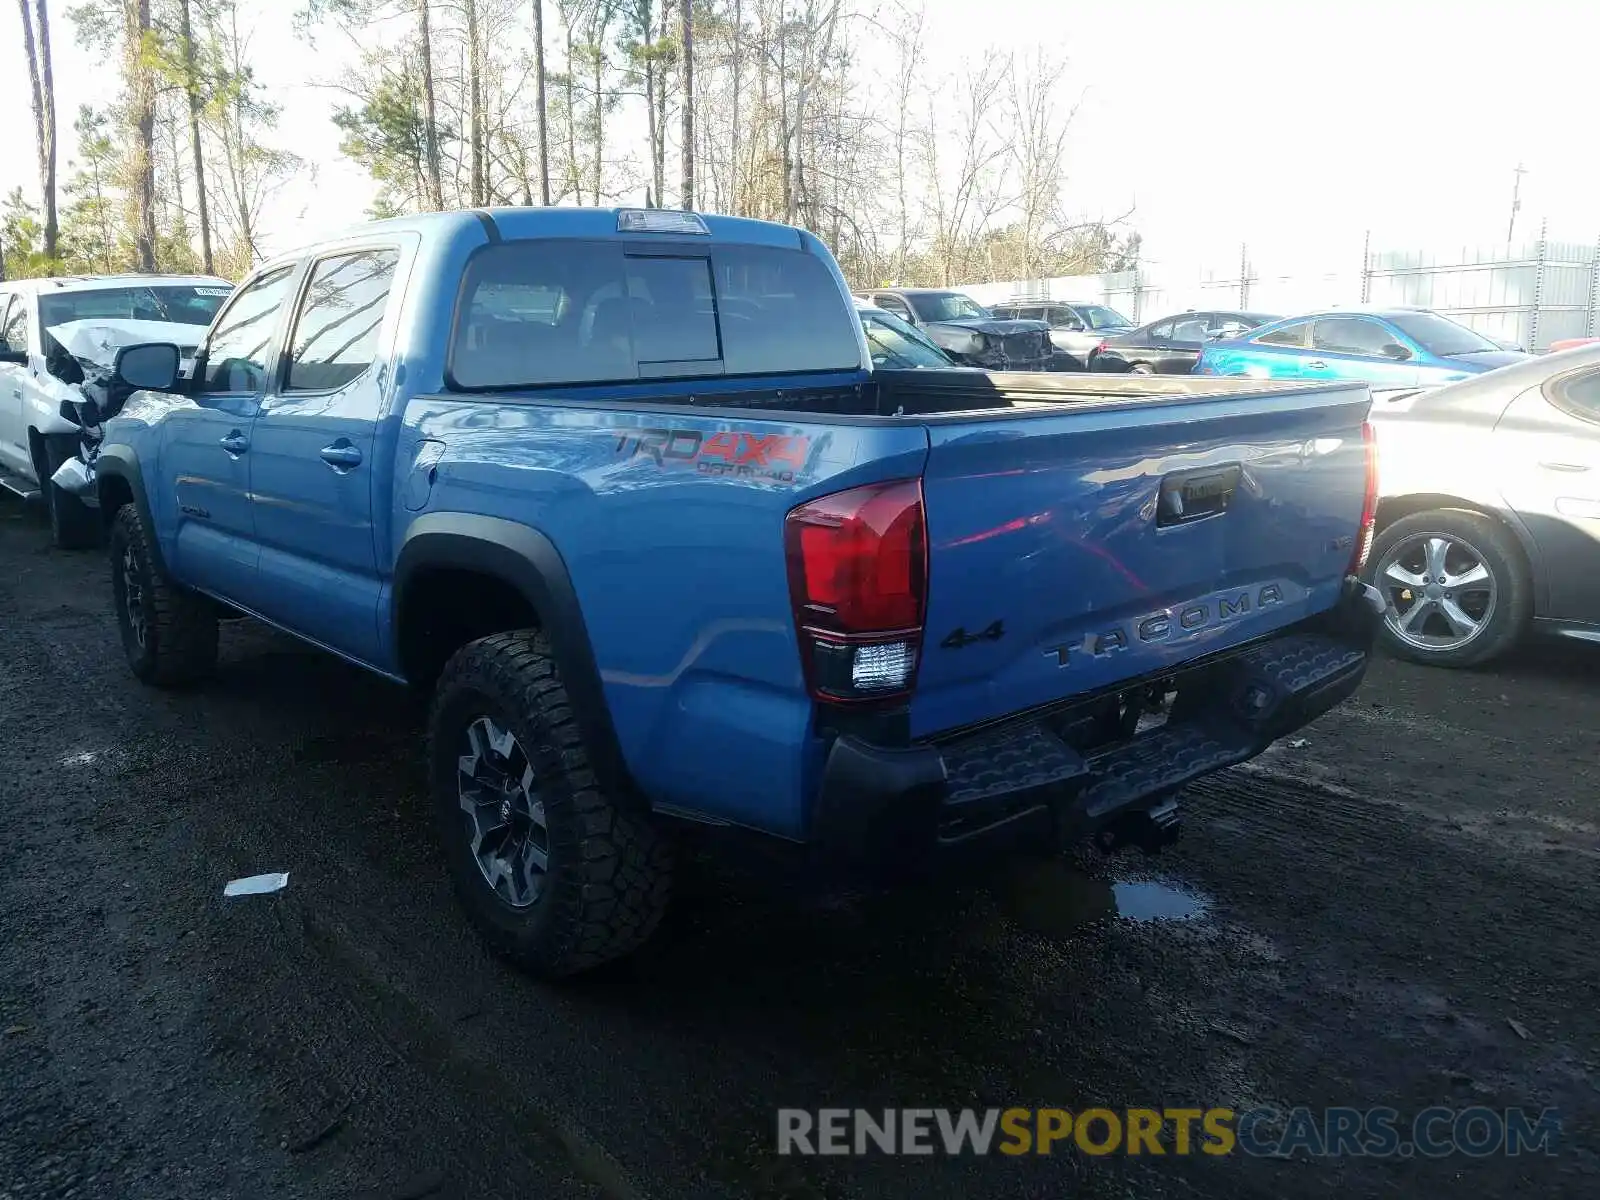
[940,620,1004,650]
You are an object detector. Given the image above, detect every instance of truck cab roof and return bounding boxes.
[2,273,232,295]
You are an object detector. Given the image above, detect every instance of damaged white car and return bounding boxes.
[0,275,231,547]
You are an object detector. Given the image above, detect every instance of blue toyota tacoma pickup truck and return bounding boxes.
[79,207,1383,977]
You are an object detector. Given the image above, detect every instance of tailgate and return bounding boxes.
[910,383,1372,737]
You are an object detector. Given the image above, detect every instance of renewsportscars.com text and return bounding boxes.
[776,1106,1562,1159]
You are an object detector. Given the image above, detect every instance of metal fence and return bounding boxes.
[958,220,1600,352]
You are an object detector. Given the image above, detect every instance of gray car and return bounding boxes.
[1365,343,1600,667]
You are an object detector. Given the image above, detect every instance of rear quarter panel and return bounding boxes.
[392,384,928,839]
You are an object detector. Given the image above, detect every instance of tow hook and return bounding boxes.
[1094,797,1183,856]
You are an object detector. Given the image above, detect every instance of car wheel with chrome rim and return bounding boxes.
[1367,508,1531,668]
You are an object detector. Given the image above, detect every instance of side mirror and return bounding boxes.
[1381,343,1412,361]
[114,342,181,391]
[0,347,26,366]
[1060,318,1085,332]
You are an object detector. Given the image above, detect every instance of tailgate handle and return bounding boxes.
[1157,465,1241,527]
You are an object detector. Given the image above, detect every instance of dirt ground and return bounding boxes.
[1,500,1596,1200]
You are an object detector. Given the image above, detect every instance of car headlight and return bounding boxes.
[931,329,986,357]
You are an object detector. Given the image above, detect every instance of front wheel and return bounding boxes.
[108,504,218,686]
[428,630,672,978]
[38,435,99,550]
[1366,509,1532,668]
[1128,362,1155,376]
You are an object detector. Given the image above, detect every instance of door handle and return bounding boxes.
[1538,460,1590,473]
[219,431,249,455]
[319,443,363,469]
[1304,359,1327,369]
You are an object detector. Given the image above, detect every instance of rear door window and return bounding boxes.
[1211,315,1258,339]
[449,240,861,389]
[3,295,31,355]
[1546,367,1600,425]
[1313,317,1396,357]
[1256,321,1310,348]
[874,293,913,319]
[284,248,401,392]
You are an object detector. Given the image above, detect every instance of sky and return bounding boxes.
[3,0,1597,281]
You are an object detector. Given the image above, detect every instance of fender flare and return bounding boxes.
[94,446,167,571]
[393,512,636,803]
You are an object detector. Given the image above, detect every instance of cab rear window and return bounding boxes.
[448,240,862,390]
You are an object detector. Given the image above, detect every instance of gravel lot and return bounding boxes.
[1,499,1596,1200]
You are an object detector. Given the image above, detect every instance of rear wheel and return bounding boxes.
[1367,509,1531,668]
[1128,362,1155,376]
[428,630,672,978]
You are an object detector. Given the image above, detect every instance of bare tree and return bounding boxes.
[622,0,666,206]
[552,0,587,202]
[177,0,213,270]
[920,50,1010,285]
[727,0,740,210]
[532,0,549,203]
[205,2,301,269]
[464,0,484,204]
[785,0,840,226]
[416,0,444,208]
[888,0,921,284]
[1008,48,1075,282]
[302,0,1131,286]
[678,0,691,208]
[17,0,59,260]
[128,0,159,270]
[583,0,615,205]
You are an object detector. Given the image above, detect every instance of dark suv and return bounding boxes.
[858,289,1054,372]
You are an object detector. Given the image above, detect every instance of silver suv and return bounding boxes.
[988,300,1135,367]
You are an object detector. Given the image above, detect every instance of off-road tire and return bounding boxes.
[38,435,99,550]
[428,630,672,979]
[108,504,219,686]
[1366,508,1532,669]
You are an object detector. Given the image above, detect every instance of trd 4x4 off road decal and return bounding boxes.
[614,428,812,483]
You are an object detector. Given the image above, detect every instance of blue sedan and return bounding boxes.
[1195,308,1528,385]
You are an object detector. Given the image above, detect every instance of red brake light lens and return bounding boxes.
[1350,420,1378,574]
[785,479,928,702]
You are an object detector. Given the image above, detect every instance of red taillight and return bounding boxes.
[1350,420,1378,574]
[784,479,927,703]
[1093,340,1108,357]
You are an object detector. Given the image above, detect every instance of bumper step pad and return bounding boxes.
[932,628,1371,844]
[943,722,1088,807]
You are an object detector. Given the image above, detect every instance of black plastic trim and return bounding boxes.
[93,447,165,571]
[393,512,635,805]
[807,577,1384,874]
[468,209,502,243]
